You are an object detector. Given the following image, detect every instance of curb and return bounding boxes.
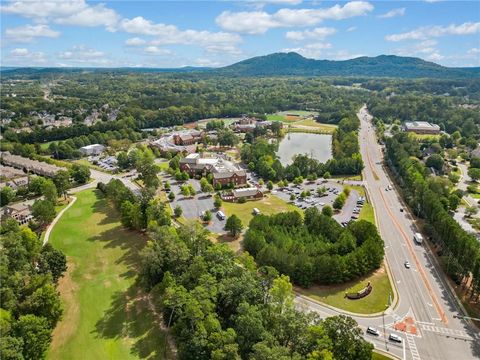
[374,348,402,360]
[295,292,386,319]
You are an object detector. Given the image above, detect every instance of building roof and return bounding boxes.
[232,187,262,198]
[213,170,246,179]
[404,121,440,131]
[5,202,30,212]
[81,144,104,150]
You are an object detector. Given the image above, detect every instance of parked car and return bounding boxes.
[404,260,411,269]
[389,334,402,343]
[366,327,380,336]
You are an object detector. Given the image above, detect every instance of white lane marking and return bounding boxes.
[406,333,421,360]
[419,324,478,340]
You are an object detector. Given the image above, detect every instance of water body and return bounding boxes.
[277,132,332,165]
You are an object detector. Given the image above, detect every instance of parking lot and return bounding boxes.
[272,180,362,226]
[167,176,225,233]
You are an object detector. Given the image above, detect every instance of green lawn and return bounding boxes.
[296,266,393,314]
[266,114,287,121]
[278,110,317,116]
[222,194,299,227]
[292,119,338,133]
[47,189,169,360]
[73,158,111,173]
[372,351,394,360]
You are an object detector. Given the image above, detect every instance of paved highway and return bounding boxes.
[296,106,480,360]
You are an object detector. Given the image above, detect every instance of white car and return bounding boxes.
[366,327,380,336]
[389,333,403,343]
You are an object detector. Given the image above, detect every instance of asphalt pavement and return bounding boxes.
[295,106,480,360]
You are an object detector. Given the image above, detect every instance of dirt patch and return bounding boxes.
[50,258,79,353]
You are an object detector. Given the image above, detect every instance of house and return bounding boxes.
[231,187,263,200]
[2,202,33,225]
[0,152,63,177]
[80,144,105,156]
[403,121,440,135]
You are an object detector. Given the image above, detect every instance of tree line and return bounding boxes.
[0,220,67,360]
[385,133,480,301]
[243,208,384,287]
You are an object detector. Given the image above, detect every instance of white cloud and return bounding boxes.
[283,42,332,58]
[386,22,480,41]
[204,44,243,56]
[4,24,60,43]
[144,46,172,55]
[325,50,364,60]
[194,58,223,67]
[57,45,110,65]
[216,1,374,34]
[125,37,146,46]
[285,27,336,41]
[347,26,357,32]
[391,39,445,63]
[7,48,46,64]
[120,16,242,48]
[1,1,120,31]
[467,48,480,54]
[378,8,405,19]
[55,3,119,31]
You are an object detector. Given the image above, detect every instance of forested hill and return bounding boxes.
[216,52,480,79]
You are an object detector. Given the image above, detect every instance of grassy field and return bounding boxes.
[221,194,299,227]
[73,158,111,173]
[278,110,317,116]
[47,190,170,360]
[410,133,440,141]
[296,265,393,314]
[293,119,338,133]
[266,114,287,121]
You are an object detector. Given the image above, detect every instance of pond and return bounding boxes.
[277,132,332,165]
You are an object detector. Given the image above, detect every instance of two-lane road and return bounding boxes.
[357,105,479,360]
[296,106,479,360]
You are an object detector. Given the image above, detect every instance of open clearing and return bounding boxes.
[221,194,299,227]
[47,189,170,360]
[296,265,393,314]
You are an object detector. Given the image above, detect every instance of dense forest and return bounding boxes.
[385,133,480,301]
[244,209,384,287]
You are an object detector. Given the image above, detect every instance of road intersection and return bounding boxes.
[296,106,480,360]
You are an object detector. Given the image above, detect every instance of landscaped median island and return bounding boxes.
[296,266,393,315]
[47,189,170,360]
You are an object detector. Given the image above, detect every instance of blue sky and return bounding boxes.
[1,0,479,68]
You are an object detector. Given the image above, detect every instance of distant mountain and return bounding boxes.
[215,52,480,79]
[2,53,479,79]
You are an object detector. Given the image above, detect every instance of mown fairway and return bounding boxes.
[47,190,169,360]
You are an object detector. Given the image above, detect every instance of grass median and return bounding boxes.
[296,265,393,314]
[47,189,170,360]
